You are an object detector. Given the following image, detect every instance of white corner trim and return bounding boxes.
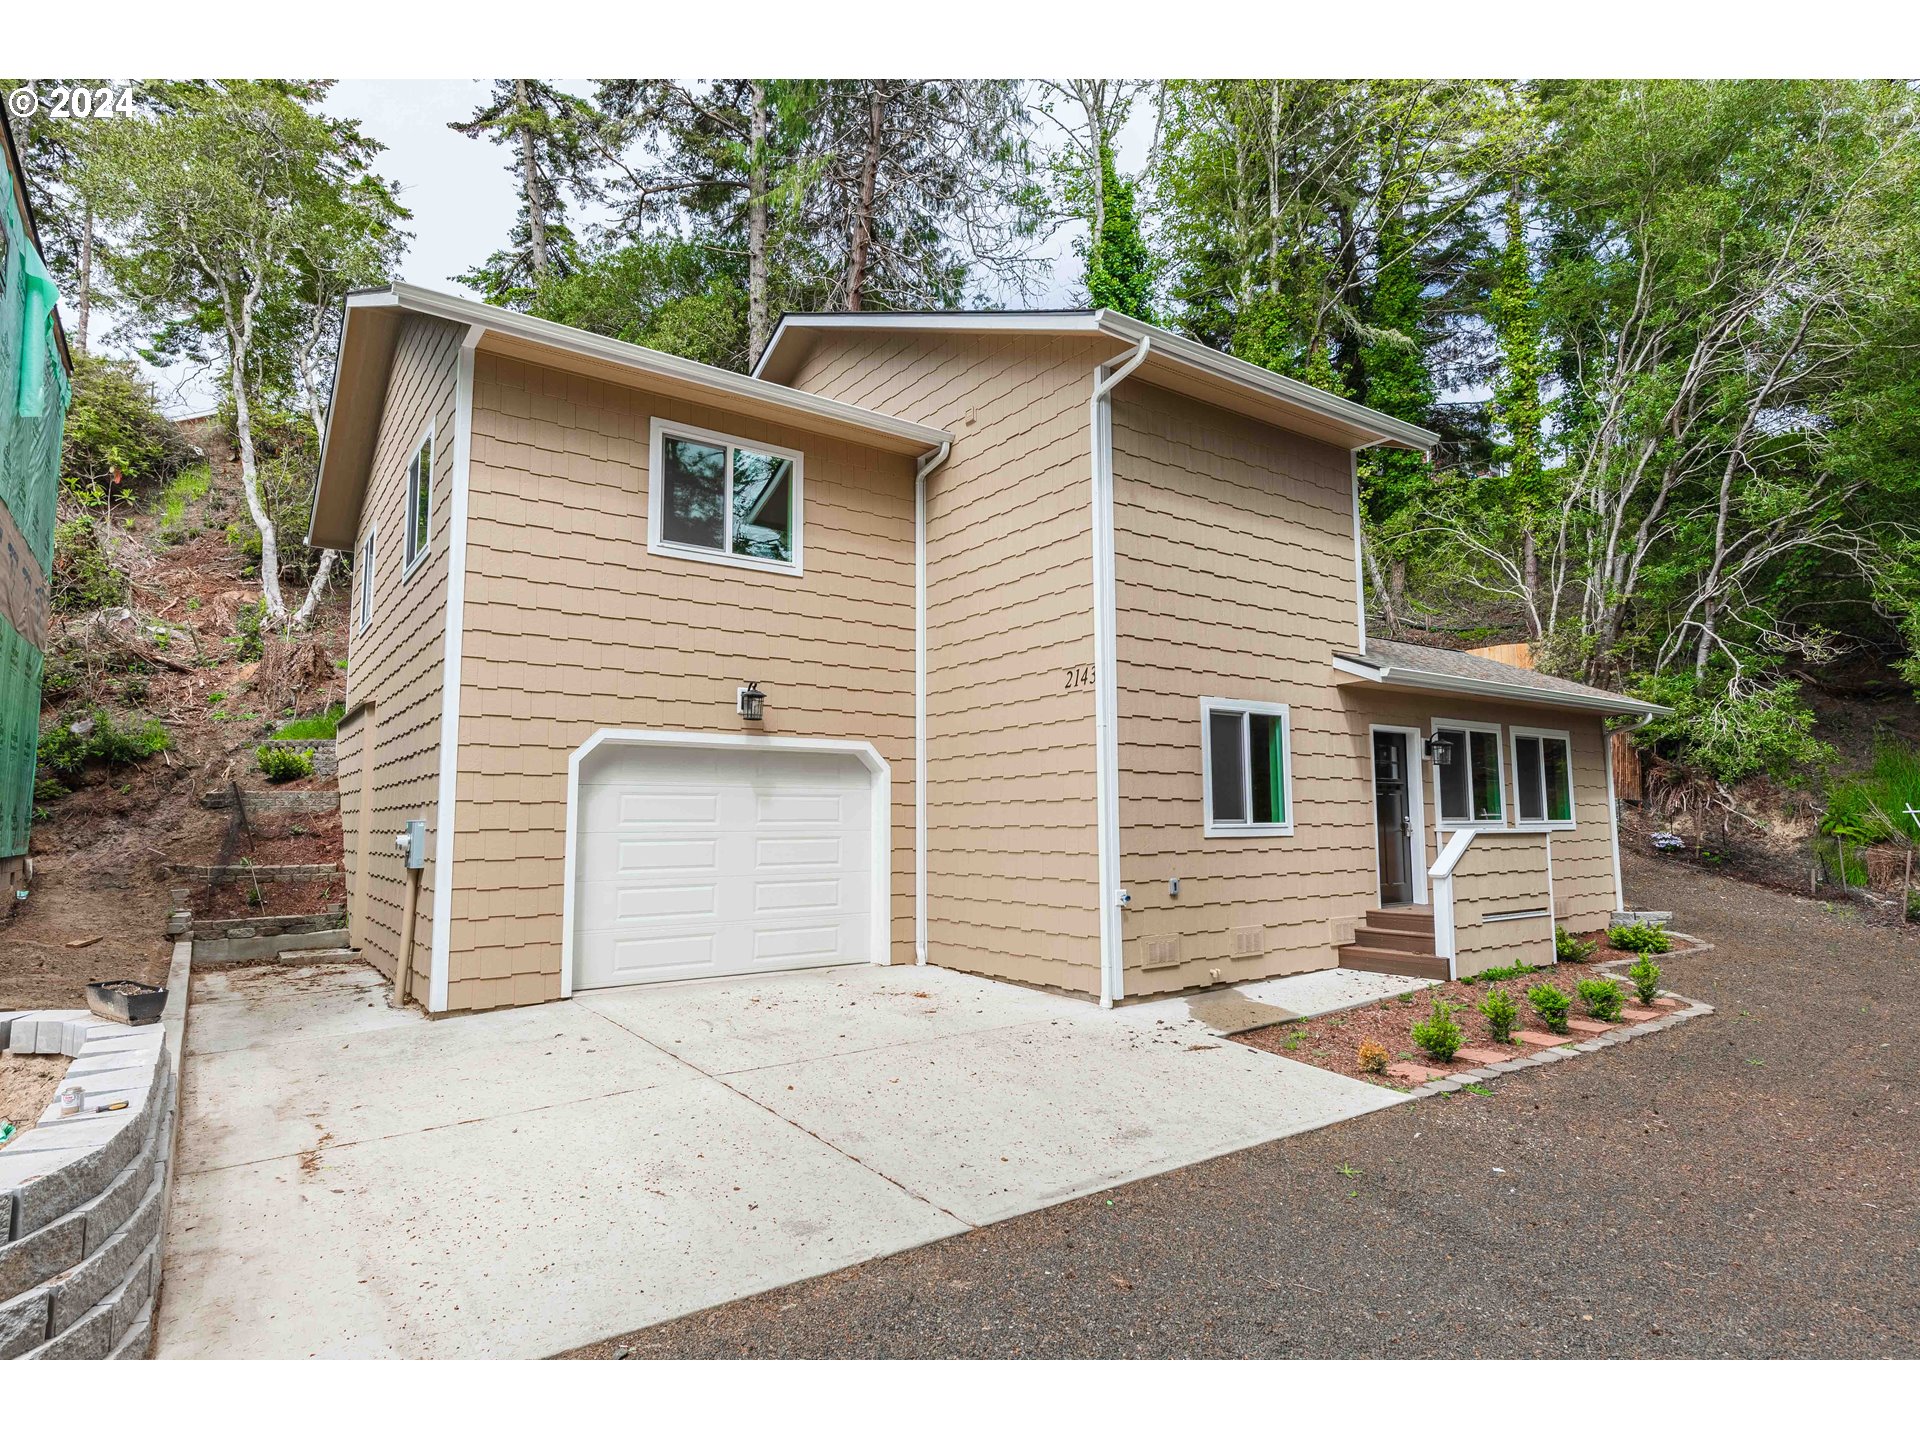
[914,441,951,966]
[427,325,483,1014]
[558,729,894,998]
[1349,446,1367,654]
[645,416,805,577]
[1604,712,1654,911]
[1089,337,1151,1008]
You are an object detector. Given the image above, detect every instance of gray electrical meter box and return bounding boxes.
[395,819,426,871]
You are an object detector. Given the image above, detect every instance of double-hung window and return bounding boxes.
[358,525,376,635]
[1511,727,1575,827]
[1433,720,1505,828]
[648,419,802,575]
[1201,698,1293,836]
[403,427,433,575]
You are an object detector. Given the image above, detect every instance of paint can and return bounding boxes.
[57,1084,86,1117]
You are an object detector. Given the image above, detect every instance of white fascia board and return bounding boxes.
[1332,656,1670,719]
[753,311,1105,378]
[373,286,952,452]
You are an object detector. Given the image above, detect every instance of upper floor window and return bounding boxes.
[1433,720,1504,827]
[648,418,802,575]
[403,427,433,575]
[1201,697,1293,836]
[358,525,377,635]
[1512,726,1575,827]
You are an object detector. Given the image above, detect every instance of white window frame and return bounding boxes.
[1510,725,1576,830]
[647,417,805,577]
[1200,697,1295,838]
[403,423,434,579]
[1430,717,1507,832]
[358,523,377,635]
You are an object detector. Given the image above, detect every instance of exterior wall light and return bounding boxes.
[737,681,766,722]
[1423,730,1454,767]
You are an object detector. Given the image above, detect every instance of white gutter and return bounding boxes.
[1604,710,1658,911]
[1331,654,1675,719]
[913,440,952,965]
[1089,336,1151,1008]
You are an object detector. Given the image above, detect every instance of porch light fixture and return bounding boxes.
[737,680,766,722]
[1423,730,1454,767]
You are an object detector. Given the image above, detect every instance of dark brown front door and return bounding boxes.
[1373,731,1414,905]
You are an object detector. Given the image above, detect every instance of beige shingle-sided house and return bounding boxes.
[310,287,1666,1015]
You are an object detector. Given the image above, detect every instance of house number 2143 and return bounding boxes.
[1062,664,1095,690]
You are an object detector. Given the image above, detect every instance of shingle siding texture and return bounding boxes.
[788,331,1110,994]
[1449,829,1556,976]
[337,314,462,986]
[447,350,920,1011]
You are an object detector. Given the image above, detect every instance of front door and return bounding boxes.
[1373,731,1415,905]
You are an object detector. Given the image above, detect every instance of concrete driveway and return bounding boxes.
[156,959,1405,1358]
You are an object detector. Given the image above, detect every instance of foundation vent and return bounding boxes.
[1231,925,1265,959]
[1141,935,1181,970]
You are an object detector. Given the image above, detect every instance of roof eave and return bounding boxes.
[1331,654,1672,719]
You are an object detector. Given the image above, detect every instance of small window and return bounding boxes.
[649,419,801,574]
[358,525,377,635]
[1512,727,1575,826]
[1434,722,1504,826]
[403,428,433,574]
[1202,698,1293,836]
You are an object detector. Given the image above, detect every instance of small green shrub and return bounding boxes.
[1357,1040,1390,1075]
[36,709,172,785]
[1555,925,1598,963]
[1627,955,1662,1005]
[1577,976,1625,1023]
[50,516,126,613]
[1478,986,1519,1044]
[272,703,346,742]
[1475,960,1542,984]
[1527,982,1572,1034]
[151,463,212,545]
[227,599,267,662]
[1608,919,1671,954]
[256,745,316,783]
[1410,998,1464,1063]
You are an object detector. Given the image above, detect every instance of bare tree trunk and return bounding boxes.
[845,84,884,313]
[1522,530,1539,634]
[747,81,770,363]
[227,332,288,626]
[75,201,93,355]
[515,78,549,282]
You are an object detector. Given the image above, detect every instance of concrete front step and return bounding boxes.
[1351,924,1438,955]
[1334,945,1449,982]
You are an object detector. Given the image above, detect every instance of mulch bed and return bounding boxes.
[1234,935,1681,1089]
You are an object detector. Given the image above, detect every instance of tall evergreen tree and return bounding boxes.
[451,80,598,305]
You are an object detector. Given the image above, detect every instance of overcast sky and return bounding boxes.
[128,79,1153,413]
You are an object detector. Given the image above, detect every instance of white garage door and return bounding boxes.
[574,744,876,990]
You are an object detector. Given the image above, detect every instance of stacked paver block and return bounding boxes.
[0,1008,176,1359]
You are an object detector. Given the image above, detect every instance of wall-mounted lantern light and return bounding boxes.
[1423,730,1454,767]
[737,680,766,722]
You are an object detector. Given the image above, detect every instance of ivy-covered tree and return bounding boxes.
[1083,145,1153,318]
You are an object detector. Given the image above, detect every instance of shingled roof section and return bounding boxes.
[1335,638,1669,715]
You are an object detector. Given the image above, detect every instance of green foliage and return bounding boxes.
[227,599,267,663]
[1527,982,1572,1034]
[1819,743,1920,848]
[50,516,126,613]
[255,744,316,783]
[1409,997,1465,1063]
[1473,960,1542,984]
[1555,925,1598,963]
[37,709,171,786]
[151,463,212,546]
[1627,955,1662,1005]
[1083,145,1153,320]
[529,238,749,371]
[1478,986,1520,1044]
[1634,673,1834,788]
[1608,920,1671,955]
[272,704,345,741]
[60,353,195,496]
[1577,976,1625,1023]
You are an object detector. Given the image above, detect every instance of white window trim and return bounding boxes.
[647,417,805,577]
[1200,696,1295,838]
[358,523,377,635]
[1510,724,1577,830]
[1431,717,1508,832]
[402,422,434,580]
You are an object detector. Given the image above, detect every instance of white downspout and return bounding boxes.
[1605,710,1656,913]
[913,441,951,965]
[1089,336,1150,1007]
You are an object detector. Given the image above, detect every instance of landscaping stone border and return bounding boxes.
[1404,991,1714,1098]
[0,940,189,1360]
[165,862,341,885]
[197,787,338,813]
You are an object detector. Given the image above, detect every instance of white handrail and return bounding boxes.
[1427,830,1475,977]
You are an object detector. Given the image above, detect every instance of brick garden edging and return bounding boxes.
[0,940,189,1359]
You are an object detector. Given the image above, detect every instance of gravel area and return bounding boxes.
[568,852,1918,1359]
